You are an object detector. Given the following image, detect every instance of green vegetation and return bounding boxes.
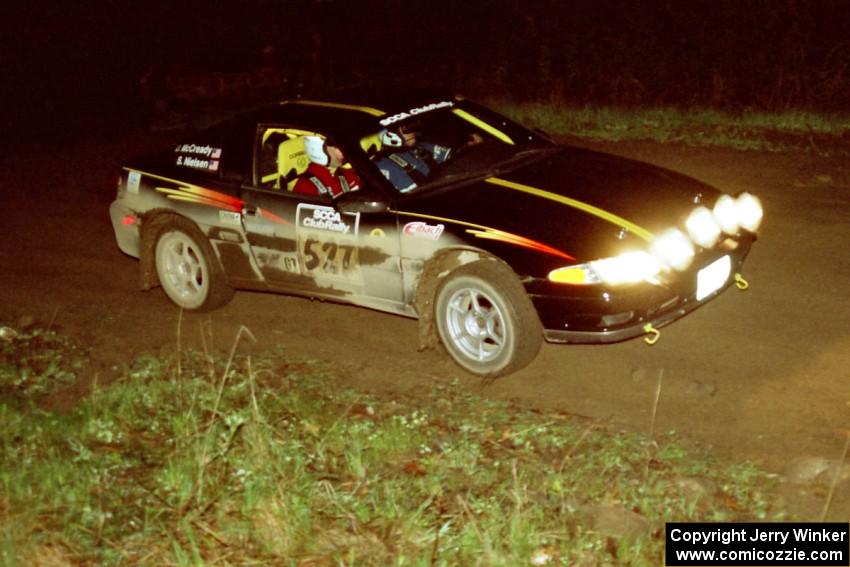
[489,99,850,153]
[1,325,784,565]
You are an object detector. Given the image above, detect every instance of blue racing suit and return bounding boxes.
[374,142,452,192]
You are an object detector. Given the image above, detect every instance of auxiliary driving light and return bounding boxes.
[685,206,722,249]
[713,195,739,234]
[650,228,695,271]
[713,193,764,235]
[735,192,764,232]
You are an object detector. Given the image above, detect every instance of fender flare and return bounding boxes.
[413,248,503,351]
[138,210,204,290]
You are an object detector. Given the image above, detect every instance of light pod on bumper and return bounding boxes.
[685,206,722,249]
[713,193,764,235]
[650,228,695,271]
[734,192,763,232]
[713,195,739,234]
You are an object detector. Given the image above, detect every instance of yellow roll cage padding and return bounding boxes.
[259,128,323,189]
[261,127,320,147]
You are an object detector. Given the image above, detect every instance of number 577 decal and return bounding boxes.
[295,204,363,284]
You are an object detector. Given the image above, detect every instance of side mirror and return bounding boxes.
[336,191,390,214]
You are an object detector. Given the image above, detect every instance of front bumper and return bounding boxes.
[541,277,732,344]
[531,241,752,345]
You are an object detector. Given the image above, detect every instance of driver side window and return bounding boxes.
[256,127,313,192]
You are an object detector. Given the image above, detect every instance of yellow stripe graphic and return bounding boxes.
[452,108,514,145]
[485,177,654,242]
[282,99,386,117]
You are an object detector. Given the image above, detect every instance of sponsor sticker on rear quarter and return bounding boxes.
[127,171,141,194]
[219,210,241,226]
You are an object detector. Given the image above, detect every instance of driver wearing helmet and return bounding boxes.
[293,136,361,197]
[374,123,453,193]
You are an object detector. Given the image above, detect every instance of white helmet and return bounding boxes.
[303,135,329,166]
[380,129,404,148]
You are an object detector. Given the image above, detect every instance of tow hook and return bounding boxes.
[642,323,661,345]
[734,272,749,290]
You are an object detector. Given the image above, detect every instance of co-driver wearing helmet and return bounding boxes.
[293,136,361,197]
[374,124,453,193]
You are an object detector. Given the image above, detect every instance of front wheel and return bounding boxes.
[153,218,233,311]
[434,260,542,377]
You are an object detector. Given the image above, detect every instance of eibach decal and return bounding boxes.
[396,210,575,261]
[402,221,444,240]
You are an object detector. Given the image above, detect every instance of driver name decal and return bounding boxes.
[175,145,222,172]
[174,144,221,158]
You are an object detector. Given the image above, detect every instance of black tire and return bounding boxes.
[434,259,543,377]
[153,217,234,311]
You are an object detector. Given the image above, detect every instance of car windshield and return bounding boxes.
[362,101,558,194]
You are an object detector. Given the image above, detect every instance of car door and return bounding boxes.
[240,127,406,313]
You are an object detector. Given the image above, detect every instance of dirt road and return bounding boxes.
[2,132,849,506]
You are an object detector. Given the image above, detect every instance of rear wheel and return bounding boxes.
[434,260,542,377]
[153,218,233,311]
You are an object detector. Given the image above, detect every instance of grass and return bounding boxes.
[0,324,786,565]
[487,99,850,153]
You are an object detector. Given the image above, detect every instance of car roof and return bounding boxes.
[234,89,461,142]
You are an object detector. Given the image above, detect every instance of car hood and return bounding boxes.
[400,145,723,262]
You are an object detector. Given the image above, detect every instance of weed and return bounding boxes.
[0,327,786,564]
[0,326,85,399]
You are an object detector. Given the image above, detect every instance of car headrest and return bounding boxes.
[277,137,310,183]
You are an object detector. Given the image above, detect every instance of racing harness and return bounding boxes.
[384,146,442,186]
[302,165,360,197]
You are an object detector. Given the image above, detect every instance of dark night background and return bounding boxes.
[5,1,850,142]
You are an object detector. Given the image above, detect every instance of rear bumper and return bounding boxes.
[109,200,141,258]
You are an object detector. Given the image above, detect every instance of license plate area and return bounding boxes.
[696,255,732,301]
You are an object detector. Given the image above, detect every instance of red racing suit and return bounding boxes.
[293,163,360,197]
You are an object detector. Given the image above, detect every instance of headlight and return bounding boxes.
[713,193,764,234]
[735,192,763,232]
[685,206,721,249]
[650,228,694,271]
[549,251,661,285]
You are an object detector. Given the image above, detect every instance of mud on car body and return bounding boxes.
[110,93,763,377]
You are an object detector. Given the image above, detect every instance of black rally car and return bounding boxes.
[109,94,763,376]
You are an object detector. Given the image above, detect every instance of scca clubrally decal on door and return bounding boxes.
[295,204,362,284]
